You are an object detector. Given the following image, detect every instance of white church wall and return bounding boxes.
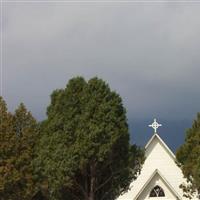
[117,134,198,200]
[137,173,178,200]
[144,136,185,197]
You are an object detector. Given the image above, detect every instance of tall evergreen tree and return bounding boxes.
[0,97,18,199]
[13,103,38,199]
[176,113,200,198]
[0,98,38,200]
[34,77,144,200]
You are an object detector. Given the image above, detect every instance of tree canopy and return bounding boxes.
[176,113,200,198]
[0,97,38,200]
[34,77,144,200]
[0,97,16,199]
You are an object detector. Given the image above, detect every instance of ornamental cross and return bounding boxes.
[148,118,162,134]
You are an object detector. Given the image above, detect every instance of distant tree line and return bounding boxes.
[0,77,144,200]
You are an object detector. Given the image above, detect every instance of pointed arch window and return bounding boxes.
[149,185,165,197]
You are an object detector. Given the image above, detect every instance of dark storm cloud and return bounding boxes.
[3,4,200,122]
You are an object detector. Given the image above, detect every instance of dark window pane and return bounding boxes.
[149,185,165,197]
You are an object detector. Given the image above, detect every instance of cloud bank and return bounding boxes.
[3,4,200,122]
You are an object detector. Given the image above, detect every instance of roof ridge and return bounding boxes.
[145,133,176,160]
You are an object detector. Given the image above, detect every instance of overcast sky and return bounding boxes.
[1,2,200,148]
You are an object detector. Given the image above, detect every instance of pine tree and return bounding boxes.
[0,97,18,199]
[13,103,38,199]
[176,113,200,198]
[0,98,38,200]
[34,77,144,200]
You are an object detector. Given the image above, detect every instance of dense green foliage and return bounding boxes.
[34,77,144,200]
[0,77,144,200]
[0,98,38,200]
[176,113,200,198]
[0,97,17,199]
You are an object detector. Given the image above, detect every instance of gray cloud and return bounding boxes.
[3,4,200,121]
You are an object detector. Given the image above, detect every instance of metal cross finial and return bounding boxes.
[148,118,162,134]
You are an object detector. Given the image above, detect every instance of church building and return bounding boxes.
[117,119,198,200]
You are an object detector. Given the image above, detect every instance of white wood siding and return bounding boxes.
[117,134,198,200]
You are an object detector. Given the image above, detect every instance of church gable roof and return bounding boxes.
[145,133,176,160]
[134,169,182,200]
[117,119,195,200]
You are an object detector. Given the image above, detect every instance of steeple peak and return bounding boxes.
[148,118,162,134]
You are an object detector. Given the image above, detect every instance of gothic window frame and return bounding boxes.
[149,185,165,197]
